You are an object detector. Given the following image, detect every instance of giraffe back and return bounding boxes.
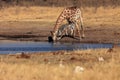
[58,6,81,23]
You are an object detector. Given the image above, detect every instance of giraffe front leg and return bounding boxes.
[81,25,85,39]
[73,29,75,38]
[75,23,81,40]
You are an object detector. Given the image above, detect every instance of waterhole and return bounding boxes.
[0,40,119,54]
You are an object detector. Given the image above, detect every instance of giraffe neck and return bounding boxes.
[53,12,66,33]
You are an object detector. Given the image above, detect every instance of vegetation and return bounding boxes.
[0,48,120,80]
[0,0,120,8]
[0,0,120,27]
[0,6,120,27]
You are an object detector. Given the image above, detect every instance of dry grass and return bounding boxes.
[83,7,120,27]
[0,48,120,80]
[0,6,120,27]
[0,62,120,80]
[0,6,62,22]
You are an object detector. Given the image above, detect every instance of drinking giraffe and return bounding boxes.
[51,6,85,42]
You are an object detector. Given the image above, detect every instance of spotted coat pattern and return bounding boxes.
[51,6,84,41]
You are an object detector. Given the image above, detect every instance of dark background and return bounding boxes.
[0,0,120,8]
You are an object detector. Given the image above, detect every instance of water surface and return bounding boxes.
[0,40,119,54]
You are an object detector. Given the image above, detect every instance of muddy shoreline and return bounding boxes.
[0,29,119,43]
[0,21,120,43]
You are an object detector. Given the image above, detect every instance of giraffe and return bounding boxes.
[51,6,84,42]
[57,22,76,40]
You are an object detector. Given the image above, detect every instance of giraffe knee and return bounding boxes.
[82,34,85,38]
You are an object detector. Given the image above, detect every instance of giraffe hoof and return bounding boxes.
[82,36,85,39]
[81,35,85,39]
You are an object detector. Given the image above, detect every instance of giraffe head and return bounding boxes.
[50,31,57,42]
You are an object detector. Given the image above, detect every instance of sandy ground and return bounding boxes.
[0,21,120,43]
